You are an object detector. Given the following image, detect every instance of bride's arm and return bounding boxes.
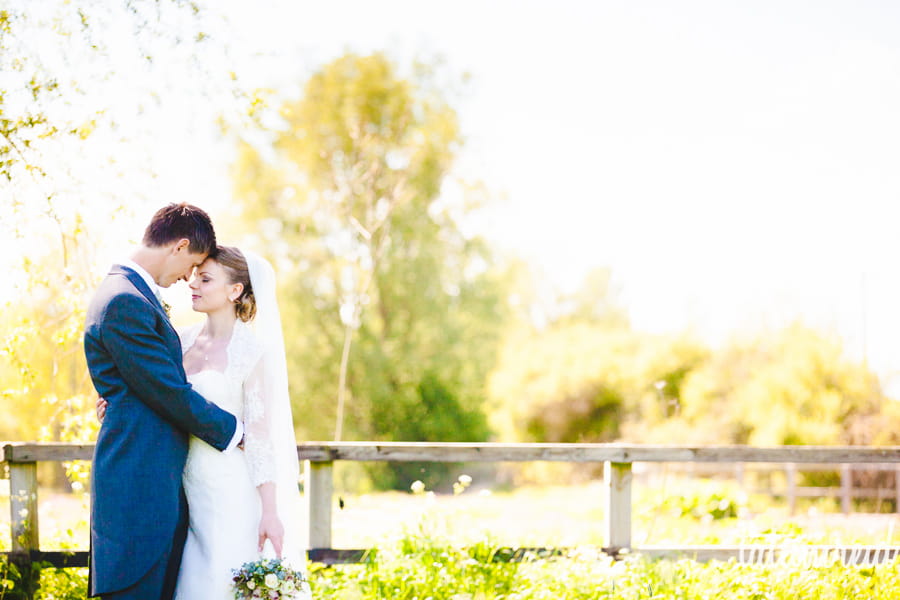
[256,482,284,557]
[243,351,285,557]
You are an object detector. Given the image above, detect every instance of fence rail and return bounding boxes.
[5,442,900,580]
[652,460,900,515]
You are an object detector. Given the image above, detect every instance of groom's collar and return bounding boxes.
[120,259,160,299]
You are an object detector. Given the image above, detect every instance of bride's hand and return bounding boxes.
[258,512,285,558]
[96,397,108,423]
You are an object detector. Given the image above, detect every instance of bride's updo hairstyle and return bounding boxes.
[213,246,256,322]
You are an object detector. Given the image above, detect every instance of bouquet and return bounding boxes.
[231,557,309,599]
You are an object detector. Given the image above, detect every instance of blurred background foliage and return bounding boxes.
[229,52,506,489]
[0,0,251,484]
[3,1,900,493]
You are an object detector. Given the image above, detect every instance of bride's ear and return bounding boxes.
[229,282,244,303]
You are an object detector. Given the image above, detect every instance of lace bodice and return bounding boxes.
[180,320,277,486]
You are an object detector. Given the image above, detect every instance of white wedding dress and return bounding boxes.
[173,319,310,600]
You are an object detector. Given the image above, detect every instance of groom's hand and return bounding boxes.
[258,512,285,558]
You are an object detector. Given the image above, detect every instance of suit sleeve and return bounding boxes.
[101,293,237,451]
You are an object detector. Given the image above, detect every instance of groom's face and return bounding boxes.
[159,240,208,288]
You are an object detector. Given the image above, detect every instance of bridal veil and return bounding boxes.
[244,250,306,565]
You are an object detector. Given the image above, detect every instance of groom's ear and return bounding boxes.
[171,238,191,254]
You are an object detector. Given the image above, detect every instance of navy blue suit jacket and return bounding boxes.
[84,265,238,596]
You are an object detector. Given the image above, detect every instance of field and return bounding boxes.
[3,474,900,598]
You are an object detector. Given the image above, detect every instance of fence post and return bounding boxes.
[304,460,333,549]
[895,464,900,515]
[734,463,745,490]
[9,459,40,599]
[841,464,852,515]
[10,461,40,553]
[786,463,796,516]
[604,461,632,551]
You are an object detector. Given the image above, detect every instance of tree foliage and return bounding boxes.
[673,323,887,446]
[487,313,707,445]
[0,0,248,475]
[487,266,897,482]
[490,312,893,451]
[232,53,507,489]
[1,1,220,202]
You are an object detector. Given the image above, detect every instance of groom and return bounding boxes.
[84,203,243,599]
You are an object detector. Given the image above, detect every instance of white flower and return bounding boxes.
[453,474,473,495]
[247,580,257,590]
[264,573,279,589]
[410,480,426,494]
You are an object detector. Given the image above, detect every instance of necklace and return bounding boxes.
[197,338,214,363]
[197,323,233,364]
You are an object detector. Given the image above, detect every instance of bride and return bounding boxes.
[174,246,311,599]
[99,246,311,599]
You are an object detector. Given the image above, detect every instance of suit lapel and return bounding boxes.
[112,265,177,334]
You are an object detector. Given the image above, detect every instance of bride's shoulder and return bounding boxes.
[177,322,203,349]
[228,320,265,380]
[231,319,264,359]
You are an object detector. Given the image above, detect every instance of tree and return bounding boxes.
[2,0,254,260]
[2,1,209,203]
[232,53,507,489]
[0,0,251,470]
[555,267,630,329]
[675,323,886,446]
[484,264,716,482]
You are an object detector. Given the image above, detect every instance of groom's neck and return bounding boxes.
[130,246,165,286]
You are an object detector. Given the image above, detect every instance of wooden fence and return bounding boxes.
[5,442,900,574]
[665,461,900,515]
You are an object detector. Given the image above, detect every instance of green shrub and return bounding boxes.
[35,568,87,600]
[306,534,900,599]
[652,480,744,521]
[0,559,86,600]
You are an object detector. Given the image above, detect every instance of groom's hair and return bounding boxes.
[142,203,217,255]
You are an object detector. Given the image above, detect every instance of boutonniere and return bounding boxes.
[162,300,172,319]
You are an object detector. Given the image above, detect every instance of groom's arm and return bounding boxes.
[100,293,238,451]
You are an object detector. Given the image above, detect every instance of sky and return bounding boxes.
[6,1,900,387]
[210,0,900,383]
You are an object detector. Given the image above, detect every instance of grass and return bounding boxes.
[308,545,900,599]
[7,541,900,600]
[330,477,900,549]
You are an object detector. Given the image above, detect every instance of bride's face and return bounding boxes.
[188,258,243,315]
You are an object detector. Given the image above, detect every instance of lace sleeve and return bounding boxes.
[243,352,278,486]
